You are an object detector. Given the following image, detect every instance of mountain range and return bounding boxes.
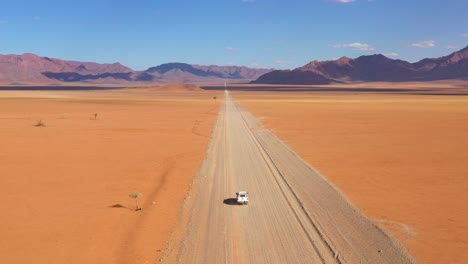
[254,46,468,84]
[1,46,467,86]
[0,53,272,85]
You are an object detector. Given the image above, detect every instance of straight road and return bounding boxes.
[166,91,414,264]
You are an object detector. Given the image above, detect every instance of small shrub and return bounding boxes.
[129,192,142,211]
[35,120,46,127]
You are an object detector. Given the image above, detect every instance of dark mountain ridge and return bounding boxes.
[254,46,468,84]
[146,63,223,77]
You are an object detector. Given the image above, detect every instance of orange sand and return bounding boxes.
[0,86,220,264]
[238,92,468,264]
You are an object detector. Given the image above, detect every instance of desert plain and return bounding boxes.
[1,83,467,264]
[236,85,468,264]
[0,85,221,264]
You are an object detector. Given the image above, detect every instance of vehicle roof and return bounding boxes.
[237,191,248,194]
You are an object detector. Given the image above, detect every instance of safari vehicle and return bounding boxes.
[236,191,249,205]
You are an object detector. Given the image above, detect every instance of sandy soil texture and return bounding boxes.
[0,85,221,264]
[163,91,413,264]
[237,92,468,264]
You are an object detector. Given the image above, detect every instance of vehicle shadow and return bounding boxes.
[223,198,240,206]
[109,204,134,211]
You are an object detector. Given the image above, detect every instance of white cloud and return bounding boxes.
[332,42,375,51]
[33,16,41,21]
[383,52,399,57]
[225,47,239,51]
[250,62,260,67]
[445,45,458,50]
[329,0,355,3]
[411,40,436,48]
[461,33,468,38]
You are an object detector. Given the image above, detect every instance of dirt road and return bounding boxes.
[166,91,414,263]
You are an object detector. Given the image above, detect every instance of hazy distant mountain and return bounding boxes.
[254,70,331,85]
[0,53,272,85]
[0,53,132,84]
[144,63,272,82]
[253,46,468,84]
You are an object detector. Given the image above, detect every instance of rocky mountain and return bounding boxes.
[0,53,132,84]
[144,63,272,83]
[0,53,272,85]
[253,46,468,84]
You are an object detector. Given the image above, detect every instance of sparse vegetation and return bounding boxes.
[93,113,98,120]
[213,96,217,100]
[129,192,142,211]
[34,119,46,127]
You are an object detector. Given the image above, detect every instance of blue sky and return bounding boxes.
[0,0,467,70]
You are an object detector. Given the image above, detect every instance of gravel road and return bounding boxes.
[169,91,414,264]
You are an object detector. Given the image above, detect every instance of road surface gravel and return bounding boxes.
[166,91,414,264]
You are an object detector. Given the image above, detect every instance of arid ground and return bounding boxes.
[2,83,467,264]
[236,90,468,264]
[0,85,221,264]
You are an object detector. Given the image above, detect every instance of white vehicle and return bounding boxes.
[236,191,249,205]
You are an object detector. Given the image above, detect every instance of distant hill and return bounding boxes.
[144,63,272,83]
[0,53,272,85]
[254,70,331,85]
[0,53,132,84]
[253,46,468,84]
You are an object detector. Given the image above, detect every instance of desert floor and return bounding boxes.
[0,85,221,264]
[236,91,468,264]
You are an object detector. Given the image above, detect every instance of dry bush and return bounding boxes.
[34,119,46,127]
